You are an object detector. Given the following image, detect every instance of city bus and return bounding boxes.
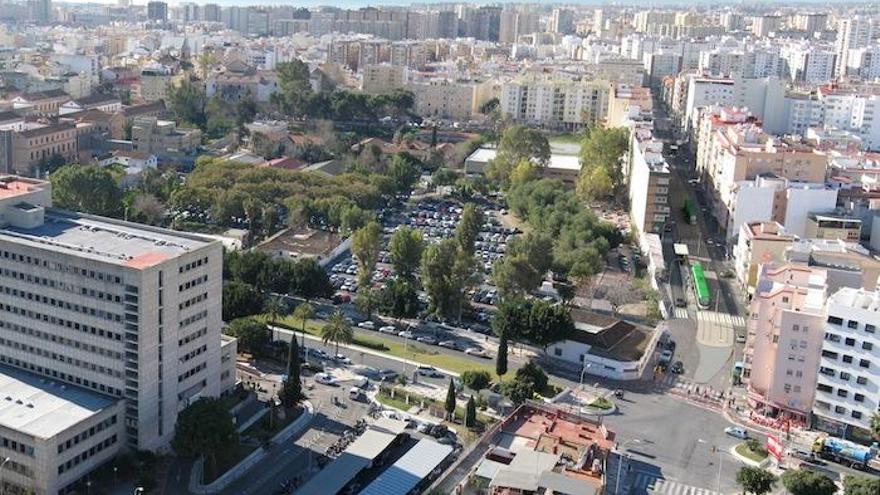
[691,262,711,309]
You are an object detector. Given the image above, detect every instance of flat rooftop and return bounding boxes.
[0,177,48,200]
[0,365,117,439]
[0,209,214,269]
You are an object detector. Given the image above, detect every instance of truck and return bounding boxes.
[811,436,878,469]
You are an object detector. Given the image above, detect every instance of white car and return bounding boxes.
[315,373,336,385]
[357,321,376,330]
[417,366,443,378]
[724,426,749,439]
[416,336,438,345]
[659,349,674,363]
[398,330,415,339]
[379,325,398,335]
[464,348,490,359]
[333,354,351,364]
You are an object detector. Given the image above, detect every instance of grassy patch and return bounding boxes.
[589,397,613,410]
[549,133,584,144]
[736,441,769,462]
[376,386,496,441]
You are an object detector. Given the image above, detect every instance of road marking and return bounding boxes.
[631,473,723,495]
[673,308,688,319]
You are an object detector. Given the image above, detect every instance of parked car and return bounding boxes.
[659,349,674,363]
[379,325,398,335]
[333,354,352,365]
[674,297,686,308]
[357,321,376,330]
[315,373,336,385]
[416,336,438,345]
[348,387,366,401]
[398,330,415,339]
[670,361,684,374]
[724,426,749,439]
[438,340,462,350]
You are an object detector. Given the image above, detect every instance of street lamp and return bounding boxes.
[0,456,10,495]
[698,439,736,492]
[615,439,643,495]
[579,363,593,391]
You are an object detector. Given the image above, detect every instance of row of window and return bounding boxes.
[0,285,122,323]
[0,337,123,379]
[1,458,33,479]
[179,274,208,293]
[0,250,123,286]
[180,310,208,328]
[0,355,122,397]
[819,350,872,368]
[0,302,123,342]
[0,267,123,305]
[818,366,870,384]
[0,320,122,361]
[824,332,874,350]
[180,344,208,364]
[179,327,208,347]
[827,315,876,333]
[57,435,118,475]
[57,416,118,455]
[178,292,208,311]
[178,361,207,383]
[179,257,209,274]
[1,436,34,458]
[816,400,867,421]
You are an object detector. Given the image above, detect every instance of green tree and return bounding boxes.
[455,203,484,255]
[736,467,777,495]
[279,336,302,408]
[844,475,880,495]
[421,239,478,322]
[264,297,284,328]
[289,258,334,300]
[351,221,381,288]
[168,79,207,128]
[871,411,880,439]
[388,153,421,194]
[225,317,270,356]
[50,165,123,217]
[276,59,313,117]
[576,126,629,200]
[379,278,419,320]
[389,226,424,282]
[486,125,550,187]
[321,311,353,356]
[461,370,492,391]
[222,281,265,321]
[491,232,554,296]
[465,396,477,428]
[502,379,535,405]
[479,97,499,115]
[444,377,457,421]
[496,333,508,377]
[432,168,459,187]
[173,398,239,477]
[515,360,549,395]
[235,93,258,130]
[292,302,315,355]
[781,469,837,495]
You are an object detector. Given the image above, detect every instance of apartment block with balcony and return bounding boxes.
[734,221,796,298]
[805,212,862,243]
[500,77,609,130]
[815,288,880,441]
[744,263,827,426]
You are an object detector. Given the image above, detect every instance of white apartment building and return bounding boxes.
[835,18,873,77]
[628,125,671,235]
[361,64,406,94]
[0,176,234,490]
[846,45,880,80]
[408,79,480,121]
[500,77,609,130]
[815,288,880,440]
[781,44,836,84]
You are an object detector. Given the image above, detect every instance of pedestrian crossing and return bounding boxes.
[673,308,688,319]
[696,310,745,329]
[630,472,723,495]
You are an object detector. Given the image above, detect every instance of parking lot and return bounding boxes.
[326,197,519,359]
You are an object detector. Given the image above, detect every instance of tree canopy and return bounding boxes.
[172,398,238,475]
[421,239,478,321]
[491,232,554,296]
[389,226,424,282]
[576,126,629,200]
[223,280,266,321]
[455,203,484,255]
[844,475,880,495]
[492,297,574,347]
[168,78,207,129]
[781,469,837,495]
[486,126,550,188]
[225,317,270,356]
[352,221,382,288]
[736,467,777,495]
[50,165,123,217]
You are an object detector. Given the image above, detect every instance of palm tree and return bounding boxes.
[321,311,353,357]
[292,302,315,357]
[265,297,284,328]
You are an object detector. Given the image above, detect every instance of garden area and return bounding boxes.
[735,439,769,463]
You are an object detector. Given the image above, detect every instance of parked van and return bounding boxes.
[349,387,366,401]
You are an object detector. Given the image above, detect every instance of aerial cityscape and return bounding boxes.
[0,1,878,495]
